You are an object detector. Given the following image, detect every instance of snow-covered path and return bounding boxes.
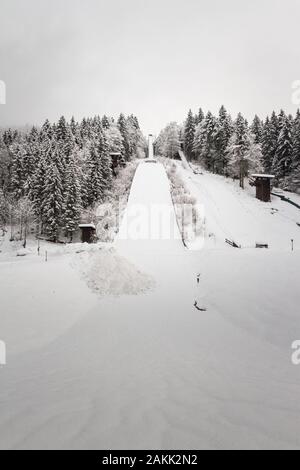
[0,160,300,449]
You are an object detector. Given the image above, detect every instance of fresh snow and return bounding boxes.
[176,162,300,250]
[0,159,300,449]
[73,248,155,297]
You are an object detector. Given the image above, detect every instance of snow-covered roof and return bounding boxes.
[110,152,122,156]
[251,174,275,179]
[79,224,96,229]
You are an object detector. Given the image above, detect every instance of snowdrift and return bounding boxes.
[73,247,155,297]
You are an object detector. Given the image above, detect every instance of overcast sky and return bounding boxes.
[0,0,299,134]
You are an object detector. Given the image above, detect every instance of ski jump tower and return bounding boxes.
[148,134,154,159]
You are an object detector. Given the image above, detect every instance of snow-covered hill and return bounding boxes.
[176,161,300,251]
[0,159,299,450]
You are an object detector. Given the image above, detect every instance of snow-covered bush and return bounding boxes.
[93,160,139,242]
[161,158,205,244]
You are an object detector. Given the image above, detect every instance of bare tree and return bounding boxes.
[15,197,35,248]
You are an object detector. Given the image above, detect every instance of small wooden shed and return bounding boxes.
[79,224,96,243]
[111,152,125,167]
[251,174,275,202]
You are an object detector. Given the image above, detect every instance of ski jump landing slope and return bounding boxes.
[116,160,183,255]
[0,159,300,450]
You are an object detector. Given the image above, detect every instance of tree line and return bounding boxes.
[155,107,300,191]
[0,114,146,243]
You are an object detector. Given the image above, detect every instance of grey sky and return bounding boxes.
[0,0,299,134]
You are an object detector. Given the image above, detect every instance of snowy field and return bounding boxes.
[0,160,300,449]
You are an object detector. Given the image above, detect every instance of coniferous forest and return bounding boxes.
[156,107,300,192]
[0,114,146,243]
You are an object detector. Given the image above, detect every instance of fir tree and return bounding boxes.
[234,112,248,149]
[291,110,300,170]
[102,115,111,130]
[183,110,195,160]
[86,140,104,206]
[63,153,82,241]
[250,115,263,144]
[193,111,217,170]
[261,115,278,173]
[10,142,26,199]
[118,113,130,161]
[98,130,112,193]
[195,108,205,126]
[56,116,69,142]
[29,155,47,227]
[104,124,124,154]
[40,119,54,141]
[226,131,263,188]
[272,114,293,182]
[43,155,63,242]
[213,105,233,174]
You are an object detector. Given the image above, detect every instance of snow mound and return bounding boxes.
[73,247,155,296]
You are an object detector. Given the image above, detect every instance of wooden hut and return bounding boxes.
[111,152,125,168]
[250,174,275,202]
[79,224,96,243]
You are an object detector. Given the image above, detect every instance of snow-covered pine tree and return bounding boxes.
[0,136,11,195]
[164,122,180,158]
[70,116,77,135]
[0,188,9,229]
[277,109,287,131]
[22,127,40,195]
[234,112,248,149]
[40,119,54,142]
[226,130,262,188]
[80,117,89,142]
[70,116,83,148]
[62,152,82,241]
[102,115,111,130]
[194,108,205,126]
[86,139,104,206]
[286,109,300,191]
[29,154,47,229]
[93,116,102,135]
[244,133,264,174]
[213,105,233,174]
[261,114,278,173]
[155,122,180,158]
[291,110,300,170]
[2,128,18,147]
[56,116,75,166]
[98,129,112,193]
[43,147,63,242]
[118,113,130,161]
[271,114,293,183]
[104,124,124,154]
[126,116,138,158]
[56,116,69,142]
[10,141,26,199]
[250,115,263,144]
[193,111,217,171]
[183,109,195,160]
